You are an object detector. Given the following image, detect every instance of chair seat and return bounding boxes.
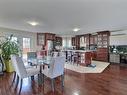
[26,66,40,78]
[42,68,63,79]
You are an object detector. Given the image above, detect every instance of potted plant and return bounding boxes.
[1,34,20,72]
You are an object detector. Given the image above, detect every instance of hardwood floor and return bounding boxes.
[1,63,127,95]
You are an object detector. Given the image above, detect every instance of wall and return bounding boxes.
[0,27,41,51]
[110,35,127,45]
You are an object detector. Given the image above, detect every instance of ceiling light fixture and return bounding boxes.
[27,21,39,26]
[73,28,80,32]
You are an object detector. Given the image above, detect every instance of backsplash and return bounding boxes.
[110,45,127,53]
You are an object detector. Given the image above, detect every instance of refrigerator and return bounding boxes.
[47,40,53,55]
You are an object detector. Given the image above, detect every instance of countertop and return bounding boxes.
[110,52,127,55]
[62,50,96,53]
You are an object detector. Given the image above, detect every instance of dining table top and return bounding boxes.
[28,56,53,66]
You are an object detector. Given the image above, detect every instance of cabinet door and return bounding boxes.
[37,33,45,45]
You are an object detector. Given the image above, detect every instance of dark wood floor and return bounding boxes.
[1,63,127,95]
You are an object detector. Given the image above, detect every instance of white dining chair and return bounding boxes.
[10,54,40,93]
[52,52,58,57]
[42,56,65,92]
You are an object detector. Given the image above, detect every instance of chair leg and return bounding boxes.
[42,74,44,84]
[51,79,55,92]
[15,75,19,90]
[61,75,64,90]
[19,78,23,94]
[31,76,34,81]
[11,71,16,86]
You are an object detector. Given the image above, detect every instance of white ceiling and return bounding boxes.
[0,0,127,36]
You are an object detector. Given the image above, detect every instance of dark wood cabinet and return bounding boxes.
[96,31,110,62]
[75,36,80,49]
[37,33,45,46]
[90,35,97,45]
[91,51,97,60]
[55,36,62,46]
[45,33,55,41]
[97,31,110,48]
[72,31,110,62]
[72,37,76,46]
[71,36,80,49]
[72,34,90,49]
[78,52,92,66]
[97,48,108,62]
[85,34,90,50]
[37,33,55,47]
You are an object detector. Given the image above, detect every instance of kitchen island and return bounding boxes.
[64,50,93,66]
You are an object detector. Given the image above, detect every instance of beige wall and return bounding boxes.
[0,27,42,51]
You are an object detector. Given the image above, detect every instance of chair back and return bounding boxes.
[11,55,27,78]
[59,52,66,57]
[27,52,37,60]
[52,52,58,57]
[48,56,65,78]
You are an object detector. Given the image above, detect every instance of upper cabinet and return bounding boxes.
[72,37,76,46]
[55,36,62,46]
[71,36,80,49]
[37,33,45,46]
[45,33,55,40]
[79,34,90,50]
[37,33,55,46]
[90,35,97,45]
[97,31,110,48]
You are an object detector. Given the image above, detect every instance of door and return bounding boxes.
[23,38,31,60]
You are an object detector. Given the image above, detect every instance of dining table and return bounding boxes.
[27,56,53,85]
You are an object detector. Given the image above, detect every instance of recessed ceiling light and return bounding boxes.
[73,28,80,32]
[27,21,39,26]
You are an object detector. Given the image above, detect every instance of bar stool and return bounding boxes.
[67,51,72,63]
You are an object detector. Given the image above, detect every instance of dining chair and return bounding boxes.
[10,55,38,86]
[0,55,4,75]
[10,54,40,93]
[27,52,37,66]
[52,52,58,57]
[41,56,65,92]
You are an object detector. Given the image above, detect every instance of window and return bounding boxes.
[23,38,31,60]
[23,38,30,49]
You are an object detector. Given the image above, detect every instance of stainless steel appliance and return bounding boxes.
[47,40,53,55]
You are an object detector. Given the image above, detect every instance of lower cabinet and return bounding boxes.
[97,48,108,62]
[120,54,127,63]
[110,53,120,63]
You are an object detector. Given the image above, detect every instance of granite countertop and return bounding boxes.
[110,52,127,55]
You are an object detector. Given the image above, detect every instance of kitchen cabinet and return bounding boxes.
[54,36,62,46]
[97,31,110,48]
[72,37,76,46]
[90,35,97,45]
[97,48,109,62]
[96,31,110,62]
[45,33,55,41]
[37,33,55,50]
[37,33,45,45]
[91,51,97,60]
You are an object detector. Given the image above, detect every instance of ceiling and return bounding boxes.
[0,0,127,36]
